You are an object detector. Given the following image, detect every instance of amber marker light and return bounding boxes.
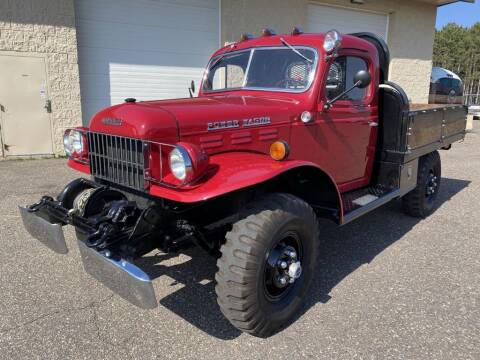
[270,141,289,161]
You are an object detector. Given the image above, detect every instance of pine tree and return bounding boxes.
[433,22,480,104]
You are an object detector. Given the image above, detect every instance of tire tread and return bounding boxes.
[215,193,319,337]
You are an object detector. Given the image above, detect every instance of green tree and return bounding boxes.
[434,22,480,103]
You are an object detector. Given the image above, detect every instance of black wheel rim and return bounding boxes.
[263,231,303,302]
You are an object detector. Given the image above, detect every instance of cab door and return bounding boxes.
[317,52,378,191]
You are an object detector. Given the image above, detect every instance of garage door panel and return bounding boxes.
[78,48,212,75]
[307,4,388,41]
[76,0,219,124]
[110,64,201,104]
[76,20,217,56]
[76,0,218,31]
[76,74,111,100]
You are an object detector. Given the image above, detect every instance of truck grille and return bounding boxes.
[87,132,147,191]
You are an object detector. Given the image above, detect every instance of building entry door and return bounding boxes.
[0,54,53,157]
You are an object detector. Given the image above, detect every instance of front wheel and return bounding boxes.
[215,193,319,337]
[402,151,442,218]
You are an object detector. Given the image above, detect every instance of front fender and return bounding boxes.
[149,152,340,204]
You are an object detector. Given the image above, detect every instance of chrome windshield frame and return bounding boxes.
[202,46,319,94]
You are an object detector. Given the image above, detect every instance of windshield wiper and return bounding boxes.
[280,38,313,64]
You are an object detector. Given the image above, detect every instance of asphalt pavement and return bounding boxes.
[0,124,478,359]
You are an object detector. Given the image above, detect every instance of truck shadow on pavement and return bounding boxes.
[137,177,470,340]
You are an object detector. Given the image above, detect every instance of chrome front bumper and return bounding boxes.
[77,240,157,309]
[19,206,68,254]
[18,206,157,309]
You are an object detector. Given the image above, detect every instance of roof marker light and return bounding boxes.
[262,28,277,36]
[240,33,255,42]
[291,26,304,36]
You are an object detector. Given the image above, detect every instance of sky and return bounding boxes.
[436,1,480,29]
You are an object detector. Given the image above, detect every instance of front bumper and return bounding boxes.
[18,203,158,309]
[19,206,68,254]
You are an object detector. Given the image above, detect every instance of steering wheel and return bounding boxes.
[275,78,306,89]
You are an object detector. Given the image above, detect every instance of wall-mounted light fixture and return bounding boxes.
[351,0,365,4]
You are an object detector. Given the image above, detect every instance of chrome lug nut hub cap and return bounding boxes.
[264,235,303,300]
[288,261,302,282]
[269,246,303,289]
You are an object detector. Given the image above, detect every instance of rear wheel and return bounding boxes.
[402,151,441,218]
[215,193,319,337]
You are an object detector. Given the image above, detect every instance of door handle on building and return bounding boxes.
[44,100,52,113]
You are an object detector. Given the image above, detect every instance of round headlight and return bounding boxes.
[323,30,342,53]
[169,146,193,181]
[63,131,72,157]
[71,131,83,153]
[63,129,84,157]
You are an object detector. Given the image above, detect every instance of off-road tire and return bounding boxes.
[215,193,319,337]
[402,151,441,218]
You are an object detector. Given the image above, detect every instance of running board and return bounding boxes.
[342,189,401,225]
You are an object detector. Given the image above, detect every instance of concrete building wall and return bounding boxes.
[0,0,438,158]
[221,0,437,103]
[0,0,81,155]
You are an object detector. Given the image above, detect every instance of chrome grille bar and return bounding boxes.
[87,132,146,191]
[87,132,177,191]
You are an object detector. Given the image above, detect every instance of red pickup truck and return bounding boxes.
[19,29,467,337]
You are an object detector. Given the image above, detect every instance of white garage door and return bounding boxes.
[75,0,220,124]
[307,4,388,41]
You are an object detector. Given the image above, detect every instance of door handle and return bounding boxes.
[44,100,52,113]
[368,121,378,127]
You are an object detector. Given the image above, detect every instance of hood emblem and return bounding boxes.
[102,117,123,126]
[207,120,240,131]
[243,116,271,127]
[208,117,271,131]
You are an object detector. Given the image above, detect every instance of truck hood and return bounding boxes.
[145,95,301,138]
[88,95,302,142]
[89,101,179,142]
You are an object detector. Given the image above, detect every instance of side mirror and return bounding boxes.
[354,70,371,89]
[323,69,372,110]
[188,80,196,98]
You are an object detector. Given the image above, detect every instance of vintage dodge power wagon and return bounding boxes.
[20,29,467,337]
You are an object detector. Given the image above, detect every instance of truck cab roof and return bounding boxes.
[211,32,376,59]
[199,31,381,99]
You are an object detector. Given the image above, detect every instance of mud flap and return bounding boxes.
[18,206,68,254]
[77,240,158,309]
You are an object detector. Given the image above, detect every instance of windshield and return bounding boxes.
[202,47,317,93]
